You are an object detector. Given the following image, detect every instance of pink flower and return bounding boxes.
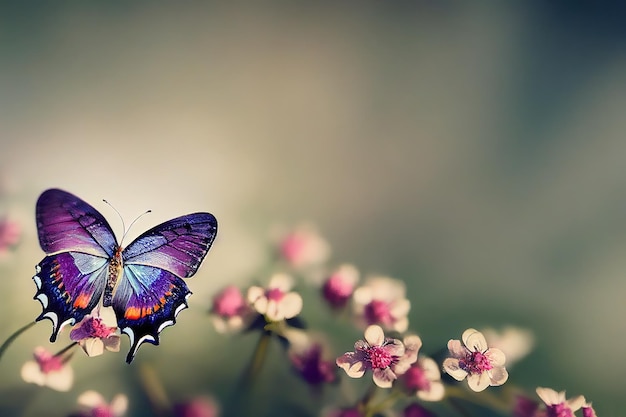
[336,325,419,388]
[285,329,336,385]
[20,347,73,391]
[404,403,436,417]
[70,306,120,357]
[173,396,219,417]
[401,356,445,401]
[513,395,539,417]
[0,218,20,256]
[247,274,303,321]
[74,390,128,417]
[582,401,597,417]
[352,277,410,332]
[535,387,585,417]
[210,285,254,333]
[442,328,508,392]
[322,264,359,309]
[278,224,330,269]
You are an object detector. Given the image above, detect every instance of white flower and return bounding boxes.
[442,328,508,392]
[20,347,73,391]
[76,390,128,417]
[352,276,410,332]
[536,387,585,414]
[247,273,303,321]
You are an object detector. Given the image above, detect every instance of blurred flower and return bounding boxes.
[336,325,417,388]
[535,387,585,417]
[210,285,254,333]
[482,326,534,367]
[513,394,539,417]
[403,403,436,417]
[247,273,303,322]
[0,217,20,256]
[322,264,359,309]
[70,306,120,357]
[284,328,336,385]
[73,390,128,417]
[353,277,410,332]
[401,356,444,401]
[582,401,597,417]
[173,396,219,417]
[20,347,73,391]
[278,224,330,269]
[443,328,508,392]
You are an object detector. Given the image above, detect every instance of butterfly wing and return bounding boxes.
[117,213,217,362]
[34,189,118,341]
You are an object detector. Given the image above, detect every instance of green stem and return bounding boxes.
[367,389,403,417]
[138,363,170,417]
[54,341,78,358]
[0,321,36,364]
[243,330,272,385]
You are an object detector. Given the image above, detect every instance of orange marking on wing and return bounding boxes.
[125,306,143,320]
[73,293,91,309]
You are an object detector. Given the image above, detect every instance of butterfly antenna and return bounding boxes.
[102,199,152,246]
[121,209,152,246]
[103,199,126,238]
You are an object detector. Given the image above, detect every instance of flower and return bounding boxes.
[513,394,539,417]
[210,285,254,333]
[352,276,410,333]
[336,325,419,388]
[401,356,445,401]
[173,396,219,417]
[582,401,597,417]
[404,403,436,417]
[482,326,534,367]
[284,329,336,385]
[73,390,128,417]
[20,347,73,391]
[277,224,330,269]
[535,387,585,417]
[247,273,303,321]
[442,328,508,392]
[70,306,120,357]
[322,264,359,309]
[0,217,20,256]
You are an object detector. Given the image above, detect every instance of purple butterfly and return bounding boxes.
[33,189,218,363]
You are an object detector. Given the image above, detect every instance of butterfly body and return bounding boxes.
[33,189,218,363]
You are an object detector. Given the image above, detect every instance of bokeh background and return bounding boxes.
[1,2,625,416]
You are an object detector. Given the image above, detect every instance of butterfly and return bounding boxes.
[33,188,218,363]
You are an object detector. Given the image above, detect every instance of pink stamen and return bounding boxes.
[213,286,245,317]
[364,300,393,326]
[403,365,431,392]
[266,287,285,302]
[34,349,64,374]
[368,345,393,369]
[459,350,493,375]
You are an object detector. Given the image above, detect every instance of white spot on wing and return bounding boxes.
[157,320,175,333]
[33,274,42,289]
[36,293,49,308]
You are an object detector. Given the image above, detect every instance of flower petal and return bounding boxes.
[247,286,265,304]
[486,348,506,367]
[488,366,508,386]
[536,387,564,406]
[45,365,74,392]
[20,361,45,386]
[111,394,129,416]
[336,353,366,378]
[99,306,118,327]
[467,372,490,392]
[447,339,466,358]
[372,367,396,388]
[82,338,104,357]
[390,298,410,318]
[463,329,487,352]
[78,390,106,408]
[419,357,441,381]
[269,273,293,292]
[567,395,586,411]
[364,325,385,346]
[104,335,121,352]
[392,317,409,333]
[442,358,467,381]
[279,292,303,319]
[418,380,445,402]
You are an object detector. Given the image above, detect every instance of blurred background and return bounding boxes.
[1,2,625,416]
